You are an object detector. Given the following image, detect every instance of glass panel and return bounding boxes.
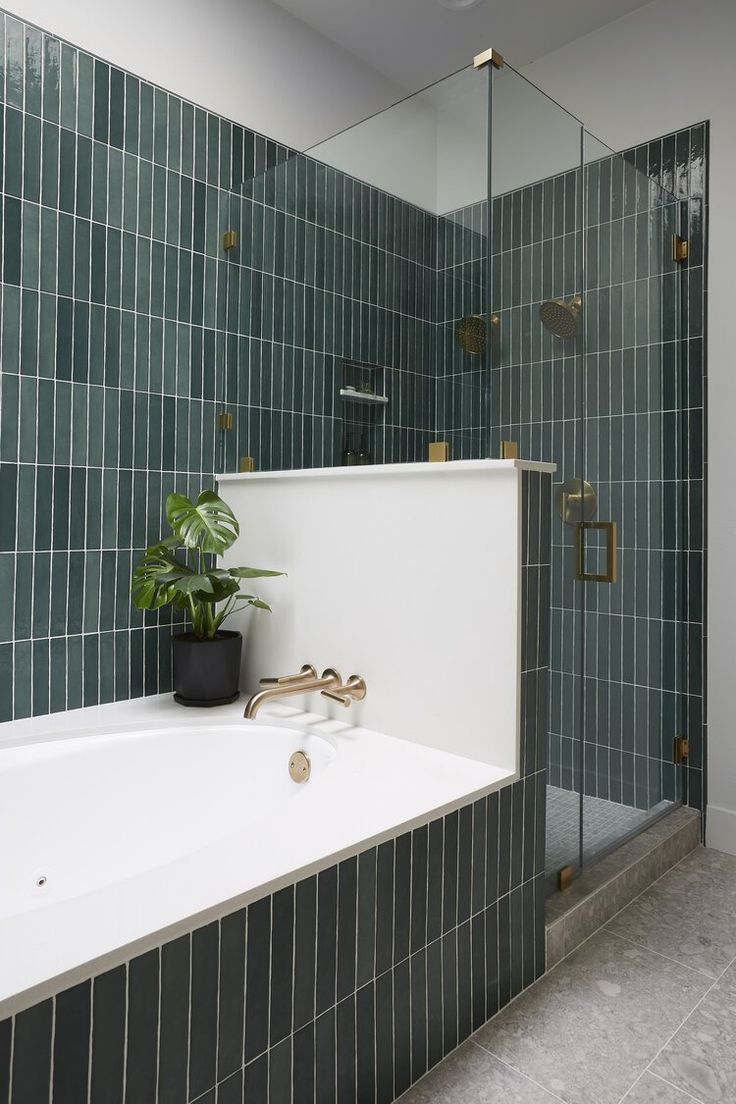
[486,62,586,885]
[580,132,683,863]
[220,64,491,472]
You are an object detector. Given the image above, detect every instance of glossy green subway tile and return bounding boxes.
[22,111,41,202]
[83,632,99,705]
[32,637,49,714]
[30,463,50,549]
[138,80,153,161]
[107,145,124,228]
[91,140,108,222]
[13,551,31,639]
[152,163,167,241]
[12,639,31,717]
[59,42,77,130]
[0,555,15,642]
[0,373,18,460]
[106,228,122,306]
[49,636,66,711]
[81,554,100,634]
[84,468,101,550]
[31,551,51,639]
[86,384,104,465]
[19,287,38,374]
[63,547,81,635]
[24,23,42,117]
[3,108,22,196]
[74,132,92,217]
[42,34,60,123]
[122,152,138,231]
[98,631,114,703]
[124,72,139,155]
[136,156,153,237]
[39,120,59,207]
[153,87,167,166]
[48,550,69,635]
[39,207,58,294]
[4,17,24,109]
[109,66,124,149]
[21,200,40,289]
[99,551,116,630]
[65,633,82,708]
[93,58,108,143]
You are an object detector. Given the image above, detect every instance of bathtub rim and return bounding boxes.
[0,694,519,1019]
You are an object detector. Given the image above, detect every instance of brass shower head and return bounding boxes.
[455,313,500,356]
[539,294,582,340]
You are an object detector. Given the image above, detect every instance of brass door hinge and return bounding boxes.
[558,865,573,891]
[473,47,504,70]
[223,230,238,251]
[428,441,449,463]
[673,735,690,764]
[672,234,688,263]
[500,440,518,459]
[218,412,233,431]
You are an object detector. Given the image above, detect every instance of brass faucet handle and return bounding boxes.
[320,675,367,708]
[321,690,353,708]
[259,664,318,687]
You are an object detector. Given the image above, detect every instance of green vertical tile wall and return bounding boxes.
[0,10,443,722]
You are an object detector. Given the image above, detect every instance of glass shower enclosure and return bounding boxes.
[218,53,687,886]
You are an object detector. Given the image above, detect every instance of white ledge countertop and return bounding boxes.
[218,457,557,482]
[0,695,515,1017]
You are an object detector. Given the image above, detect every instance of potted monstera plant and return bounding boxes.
[132,490,283,706]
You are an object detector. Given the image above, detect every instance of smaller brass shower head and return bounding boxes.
[455,313,500,356]
[539,294,582,340]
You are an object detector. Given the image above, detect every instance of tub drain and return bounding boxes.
[288,751,311,783]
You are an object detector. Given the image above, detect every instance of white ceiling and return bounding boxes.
[269,0,655,92]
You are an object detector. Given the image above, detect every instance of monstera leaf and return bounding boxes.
[166,490,240,555]
[131,490,283,639]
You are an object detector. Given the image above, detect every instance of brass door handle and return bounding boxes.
[576,521,617,583]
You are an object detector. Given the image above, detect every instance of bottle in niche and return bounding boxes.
[358,433,370,465]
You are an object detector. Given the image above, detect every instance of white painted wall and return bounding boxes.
[522,0,736,852]
[2,0,403,151]
[218,461,538,772]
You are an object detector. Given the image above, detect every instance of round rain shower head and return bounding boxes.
[455,313,499,356]
[539,295,582,340]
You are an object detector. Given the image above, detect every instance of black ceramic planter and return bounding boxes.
[172,630,243,706]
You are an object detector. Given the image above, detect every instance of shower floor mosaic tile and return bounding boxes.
[545,785,671,874]
[399,846,736,1104]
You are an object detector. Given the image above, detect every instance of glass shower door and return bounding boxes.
[578,135,684,864]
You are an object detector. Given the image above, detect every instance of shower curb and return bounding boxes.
[544,806,701,969]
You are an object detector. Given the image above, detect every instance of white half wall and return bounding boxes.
[2,0,403,151]
[521,0,735,852]
[219,460,541,772]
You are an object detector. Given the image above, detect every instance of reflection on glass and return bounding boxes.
[219,64,491,472]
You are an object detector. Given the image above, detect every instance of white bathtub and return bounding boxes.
[0,695,514,1017]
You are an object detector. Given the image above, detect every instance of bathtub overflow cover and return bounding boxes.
[289,751,311,783]
[36,875,48,888]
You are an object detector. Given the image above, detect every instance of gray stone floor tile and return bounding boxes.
[623,1071,699,1101]
[398,1042,563,1103]
[607,847,736,979]
[474,929,710,1104]
[651,961,736,1103]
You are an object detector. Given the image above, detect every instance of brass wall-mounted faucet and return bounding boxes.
[243,664,367,719]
